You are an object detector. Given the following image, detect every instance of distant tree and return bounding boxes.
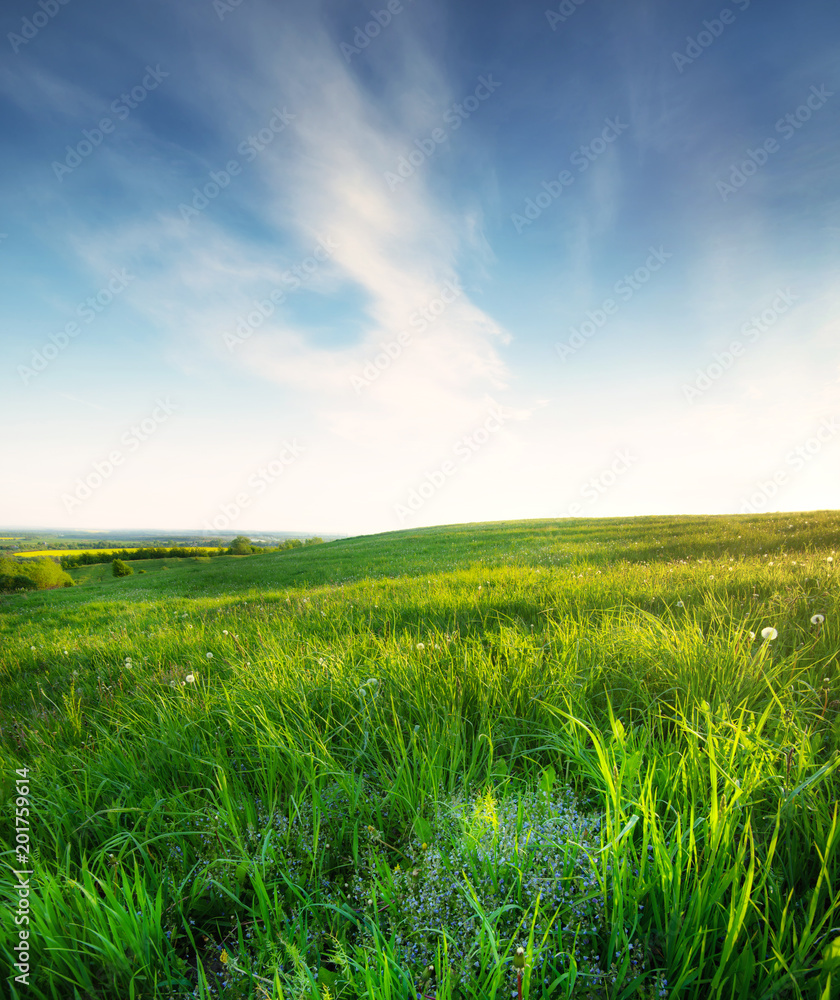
[228,536,253,555]
[112,558,133,577]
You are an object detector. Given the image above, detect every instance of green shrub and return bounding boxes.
[0,556,73,590]
[0,573,36,592]
[228,535,253,555]
[112,558,133,577]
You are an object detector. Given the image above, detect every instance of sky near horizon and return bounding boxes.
[1,0,839,538]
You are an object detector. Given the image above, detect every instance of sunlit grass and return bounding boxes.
[0,511,839,999]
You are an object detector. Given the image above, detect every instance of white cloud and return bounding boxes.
[60,6,523,468]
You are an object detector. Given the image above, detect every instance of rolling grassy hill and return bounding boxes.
[1,512,839,999]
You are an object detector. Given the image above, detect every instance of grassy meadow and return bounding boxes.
[1,512,840,999]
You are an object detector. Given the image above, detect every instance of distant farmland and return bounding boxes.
[15,546,222,558]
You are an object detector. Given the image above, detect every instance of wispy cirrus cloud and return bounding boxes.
[60,3,520,449]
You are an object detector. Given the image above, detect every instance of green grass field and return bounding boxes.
[66,555,218,586]
[1,512,839,999]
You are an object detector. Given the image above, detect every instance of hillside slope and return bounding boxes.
[1,512,838,999]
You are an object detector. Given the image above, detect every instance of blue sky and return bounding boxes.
[1,0,838,537]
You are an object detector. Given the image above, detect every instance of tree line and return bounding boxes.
[60,546,215,569]
[59,537,324,569]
